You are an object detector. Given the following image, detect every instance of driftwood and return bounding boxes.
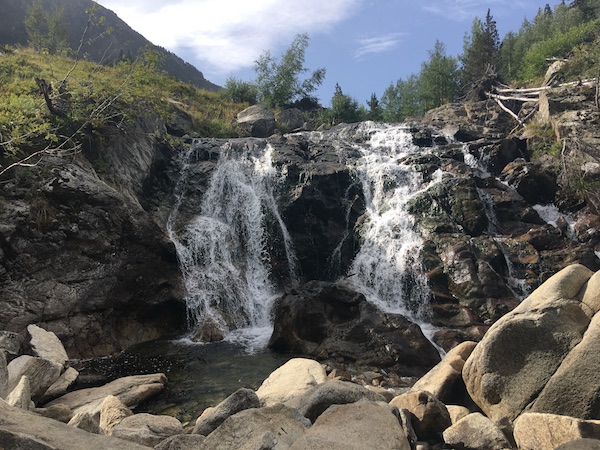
[35,78,67,117]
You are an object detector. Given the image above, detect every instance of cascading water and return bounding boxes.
[345,123,434,322]
[167,141,298,349]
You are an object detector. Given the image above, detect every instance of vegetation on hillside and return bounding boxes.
[0,46,244,171]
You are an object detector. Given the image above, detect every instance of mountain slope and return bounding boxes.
[0,0,220,91]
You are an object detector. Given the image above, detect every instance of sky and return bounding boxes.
[94,0,556,107]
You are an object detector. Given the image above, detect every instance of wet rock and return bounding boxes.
[256,358,327,407]
[389,391,451,443]
[499,159,558,204]
[197,404,310,450]
[513,413,600,450]
[442,412,512,450]
[285,380,386,422]
[289,401,410,450]
[193,388,260,436]
[111,413,184,447]
[269,281,441,376]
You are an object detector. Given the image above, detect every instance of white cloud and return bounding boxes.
[95,0,362,78]
[354,33,406,60]
[422,0,529,22]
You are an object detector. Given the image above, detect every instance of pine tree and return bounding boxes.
[24,1,46,53]
[461,9,500,86]
[366,93,383,121]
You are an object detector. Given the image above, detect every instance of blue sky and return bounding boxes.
[95,0,556,106]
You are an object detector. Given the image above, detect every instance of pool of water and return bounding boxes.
[75,338,291,427]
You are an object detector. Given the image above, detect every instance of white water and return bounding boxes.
[346,123,434,321]
[533,203,577,240]
[168,142,298,350]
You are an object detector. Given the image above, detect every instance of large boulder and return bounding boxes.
[99,395,133,435]
[410,341,477,405]
[513,413,600,450]
[276,108,304,131]
[442,412,512,450]
[27,324,69,368]
[268,281,441,376]
[237,104,276,138]
[256,358,328,407]
[288,401,411,450]
[196,404,310,450]
[6,375,32,410]
[155,434,207,450]
[193,388,260,436]
[7,355,62,403]
[0,399,149,449]
[111,413,185,447]
[44,373,167,420]
[39,367,79,403]
[462,264,594,423]
[389,390,451,443]
[285,380,386,422]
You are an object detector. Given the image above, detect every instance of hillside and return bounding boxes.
[0,0,220,91]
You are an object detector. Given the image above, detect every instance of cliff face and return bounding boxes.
[0,116,186,358]
[1,84,599,359]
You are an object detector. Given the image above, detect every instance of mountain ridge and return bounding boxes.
[0,0,220,92]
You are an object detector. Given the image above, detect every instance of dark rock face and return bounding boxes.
[0,119,186,358]
[268,280,441,376]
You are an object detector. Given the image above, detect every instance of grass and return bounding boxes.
[0,47,244,161]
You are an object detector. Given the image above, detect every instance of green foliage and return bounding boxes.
[366,93,384,121]
[519,19,598,80]
[380,75,424,122]
[525,121,562,157]
[255,33,326,107]
[419,40,460,110]
[461,9,500,86]
[0,48,243,161]
[220,77,258,104]
[24,1,69,55]
[323,83,365,125]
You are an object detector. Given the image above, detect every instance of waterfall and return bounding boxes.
[168,141,298,349]
[346,123,433,321]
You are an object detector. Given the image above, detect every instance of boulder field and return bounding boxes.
[1,263,599,449]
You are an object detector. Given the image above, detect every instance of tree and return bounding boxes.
[24,1,46,53]
[254,33,326,107]
[327,83,364,124]
[380,75,423,122]
[220,77,258,104]
[461,9,500,86]
[366,93,383,121]
[47,6,68,55]
[418,40,460,110]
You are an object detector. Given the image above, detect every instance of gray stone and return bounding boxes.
[112,413,184,447]
[0,331,23,356]
[276,108,304,131]
[390,390,451,443]
[155,434,206,450]
[6,375,32,410]
[514,412,600,450]
[289,401,410,450]
[0,350,8,399]
[45,373,166,420]
[27,324,69,367]
[555,438,600,450]
[237,104,276,137]
[99,394,133,435]
[193,388,260,436]
[198,404,310,450]
[410,341,477,405]
[442,412,511,450]
[7,355,62,403]
[68,411,100,434]
[0,399,149,449]
[39,367,79,403]
[256,358,328,407]
[462,264,594,423]
[286,380,386,422]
